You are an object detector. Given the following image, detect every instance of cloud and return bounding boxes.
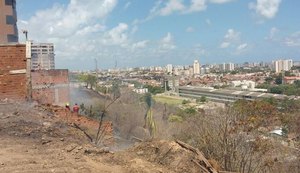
[19,0,117,39]
[186,0,207,13]
[220,29,240,48]
[75,24,105,36]
[160,0,185,16]
[224,29,240,41]
[220,42,230,48]
[237,43,248,50]
[159,32,176,51]
[186,27,195,33]
[249,0,281,19]
[159,0,207,15]
[124,2,131,10]
[130,40,150,52]
[17,0,158,69]
[284,31,300,47]
[103,23,129,46]
[209,0,235,4]
[265,27,279,40]
[153,0,235,17]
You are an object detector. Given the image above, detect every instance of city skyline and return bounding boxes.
[16,0,300,70]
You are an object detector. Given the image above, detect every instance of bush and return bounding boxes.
[145,85,164,95]
[168,115,183,122]
[197,96,207,103]
[182,100,191,105]
[184,107,196,115]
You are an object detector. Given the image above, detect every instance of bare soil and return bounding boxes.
[0,101,218,173]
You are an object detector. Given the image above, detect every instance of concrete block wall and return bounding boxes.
[0,44,27,100]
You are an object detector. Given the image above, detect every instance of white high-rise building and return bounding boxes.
[31,43,55,70]
[193,60,200,75]
[273,59,293,73]
[220,62,235,72]
[226,63,235,71]
[166,64,173,74]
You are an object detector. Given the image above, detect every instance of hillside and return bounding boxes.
[0,100,218,173]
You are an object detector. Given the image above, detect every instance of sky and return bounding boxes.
[16,0,300,70]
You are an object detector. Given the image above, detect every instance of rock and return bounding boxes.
[42,122,52,128]
[136,151,144,155]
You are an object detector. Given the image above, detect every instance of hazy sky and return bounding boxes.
[17,0,300,70]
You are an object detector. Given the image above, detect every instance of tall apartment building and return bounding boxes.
[220,62,235,72]
[166,64,173,74]
[0,0,18,44]
[31,43,55,70]
[273,59,293,73]
[193,60,200,75]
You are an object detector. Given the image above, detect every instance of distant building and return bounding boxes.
[231,80,256,90]
[283,76,300,84]
[166,64,173,74]
[293,61,300,67]
[0,0,18,43]
[166,76,179,92]
[31,43,55,70]
[133,88,148,94]
[193,60,200,75]
[220,62,235,72]
[273,59,293,73]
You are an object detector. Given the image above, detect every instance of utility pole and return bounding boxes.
[94,58,98,72]
[22,30,28,41]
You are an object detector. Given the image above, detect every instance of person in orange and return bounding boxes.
[73,103,80,114]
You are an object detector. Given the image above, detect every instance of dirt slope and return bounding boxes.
[0,101,218,173]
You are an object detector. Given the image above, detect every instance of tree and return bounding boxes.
[174,102,277,173]
[95,80,121,146]
[269,86,284,94]
[294,80,300,88]
[265,77,273,84]
[200,96,207,103]
[94,98,119,146]
[143,93,157,138]
[145,85,164,95]
[275,75,282,85]
[77,74,97,89]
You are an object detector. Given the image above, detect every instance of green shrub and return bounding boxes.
[168,115,183,122]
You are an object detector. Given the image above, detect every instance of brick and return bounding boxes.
[0,44,27,101]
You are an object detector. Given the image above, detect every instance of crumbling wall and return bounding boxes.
[0,44,27,100]
[32,69,70,105]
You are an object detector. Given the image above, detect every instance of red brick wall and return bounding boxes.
[32,69,70,105]
[0,44,27,100]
